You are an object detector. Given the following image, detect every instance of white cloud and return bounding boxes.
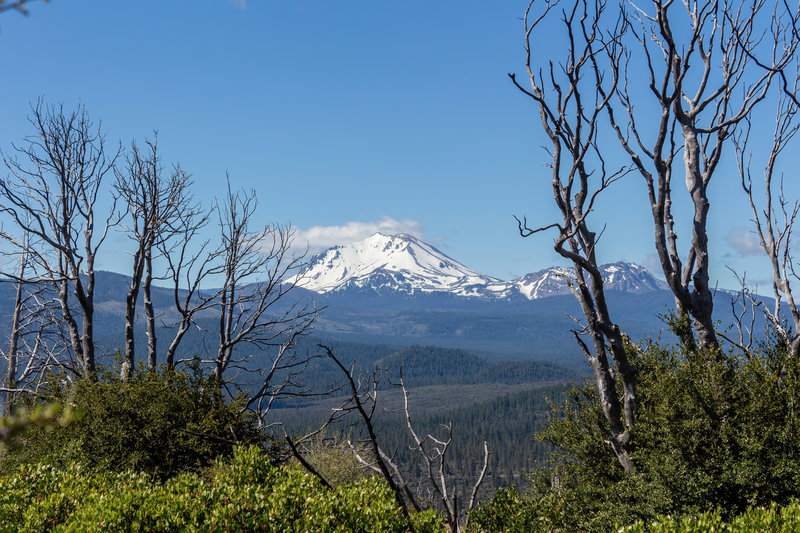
[229,0,247,9]
[641,253,666,279]
[293,216,425,253]
[728,227,763,257]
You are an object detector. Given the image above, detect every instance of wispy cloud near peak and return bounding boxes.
[728,227,763,257]
[293,216,425,254]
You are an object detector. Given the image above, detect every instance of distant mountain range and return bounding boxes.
[286,233,773,361]
[290,232,668,300]
[0,232,764,365]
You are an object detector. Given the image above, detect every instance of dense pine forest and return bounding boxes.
[271,344,573,496]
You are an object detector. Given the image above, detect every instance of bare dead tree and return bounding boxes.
[0,239,72,412]
[397,369,488,533]
[602,0,798,352]
[158,204,222,369]
[735,66,800,357]
[170,178,324,426]
[286,346,489,532]
[0,249,40,414]
[716,269,760,358]
[240,330,327,423]
[0,288,64,401]
[115,134,193,378]
[0,101,119,378]
[212,179,317,381]
[2,250,29,414]
[510,0,637,473]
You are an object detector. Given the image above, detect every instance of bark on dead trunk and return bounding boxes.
[144,251,157,370]
[122,250,145,380]
[4,261,26,416]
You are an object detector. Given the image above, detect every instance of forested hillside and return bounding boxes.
[277,383,568,497]
[262,343,576,505]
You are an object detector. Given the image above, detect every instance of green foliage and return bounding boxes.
[289,431,372,487]
[471,341,800,532]
[0,402,77,449]
[5,361,264,479]
[466,486,549,532]
[0,445,445,532]
[620,500,800,532]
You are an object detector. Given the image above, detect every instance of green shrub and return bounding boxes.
[5,361,264,479]
[0,402,77,450]
[0,445,444,532]
[470,340,800,532]
[620,500,800,532]
[289,430,372,487]
[466,486,550,532]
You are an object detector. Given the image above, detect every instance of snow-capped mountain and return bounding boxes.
[291,233,667,301]
[290,232,512,298]
[514,262,668,299]
[513,266,575,299]
[601,262,669,292]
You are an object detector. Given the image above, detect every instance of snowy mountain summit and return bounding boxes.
[515,262,668,299]
[291,232,666,300]
[291,233,510,297]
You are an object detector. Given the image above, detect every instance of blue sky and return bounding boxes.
[0,0,792,289]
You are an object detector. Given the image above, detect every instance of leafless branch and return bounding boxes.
[735,63,800,358]
[0,0,44,15]
[511,0,636,473]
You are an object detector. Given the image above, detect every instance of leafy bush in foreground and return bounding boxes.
[620,500,800,532]
[5,361,264,479]
[0,445,444,532]
[469,340,800,532]
[466,485,544,533]
[468,494,800,532]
